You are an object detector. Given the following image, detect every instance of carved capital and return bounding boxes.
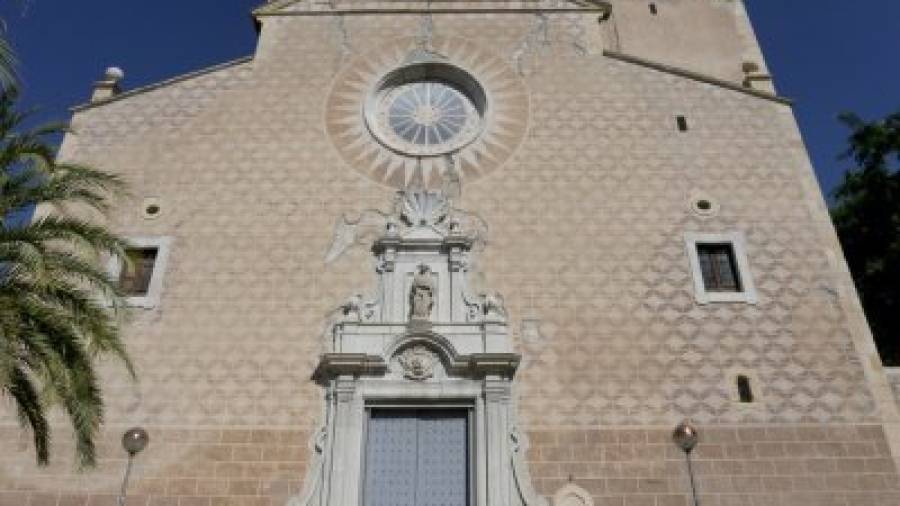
[470,353,520,378]
[483,377,512,402]
[333,378,357,404]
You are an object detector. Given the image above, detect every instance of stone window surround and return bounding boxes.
[684,231,758,305]
[106,236,173,309]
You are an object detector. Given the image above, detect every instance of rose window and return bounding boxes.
[366,63,487,157]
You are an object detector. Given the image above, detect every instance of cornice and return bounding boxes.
[71,56,254,113]
[603,50,792,106]
[254,0,612,16]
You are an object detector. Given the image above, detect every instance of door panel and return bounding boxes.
[416,411,470,505]
[364,409,469,506]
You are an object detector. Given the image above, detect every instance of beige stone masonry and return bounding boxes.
[2,2,899,503]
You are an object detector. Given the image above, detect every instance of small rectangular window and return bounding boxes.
[676,115,689,132]
[119,247,159,296]
[696,243,741,293]
[685,232,757,304]
[106,236,172,309]
[737,375,754,403]
[649,3,658,15]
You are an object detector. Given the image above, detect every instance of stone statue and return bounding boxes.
[410,264,435,320]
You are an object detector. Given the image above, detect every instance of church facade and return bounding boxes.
[2,1,900,505]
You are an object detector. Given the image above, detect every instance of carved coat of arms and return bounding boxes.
[396,345,438,381]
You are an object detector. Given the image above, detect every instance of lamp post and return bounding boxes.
[116,427,149,506]
[672,420,700,506]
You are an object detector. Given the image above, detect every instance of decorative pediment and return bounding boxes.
[314,331,521,381]
[256,0,612,16]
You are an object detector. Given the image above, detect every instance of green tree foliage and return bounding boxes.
[831,111,900,366]
[0,89,133,467]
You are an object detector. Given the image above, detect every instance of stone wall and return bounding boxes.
[526,425,899,506]
[0,427,307,506]
[1,2,897,504]
[2,426,898,505]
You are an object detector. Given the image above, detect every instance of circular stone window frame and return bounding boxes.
[363,62,489,158]
[142,197,163,220]
[688,190,720,218]
[324,37,530,189]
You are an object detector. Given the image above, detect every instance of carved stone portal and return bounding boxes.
[296,190,545,506]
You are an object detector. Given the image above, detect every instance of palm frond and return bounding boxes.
[1,163,126,217]
[1,216,129,257]
[0,85,132,467]
[6,294,105,466]
[0,34,17,91]
[7,366,50,465]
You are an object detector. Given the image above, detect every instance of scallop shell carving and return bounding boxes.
[398,190,450,227]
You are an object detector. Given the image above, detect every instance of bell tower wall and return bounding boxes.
[606,0,772,87]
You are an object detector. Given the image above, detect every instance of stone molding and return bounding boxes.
[603,50,792,105]
[72,56,254,112]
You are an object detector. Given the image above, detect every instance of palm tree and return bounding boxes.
[0,32,15,90]
[0,88,133,467]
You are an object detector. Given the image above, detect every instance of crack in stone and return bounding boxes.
[512,13,550,76]
[330,14,353,72]
[417,8,435,50]
[563,13,588,56]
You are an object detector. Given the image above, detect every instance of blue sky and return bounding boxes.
[1,0,898,198]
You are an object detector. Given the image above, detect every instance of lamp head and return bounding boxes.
[672,420,699,453]
[122,427,149,456]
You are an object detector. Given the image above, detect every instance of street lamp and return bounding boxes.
[672,421,700,506]
[116,427,149,506]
